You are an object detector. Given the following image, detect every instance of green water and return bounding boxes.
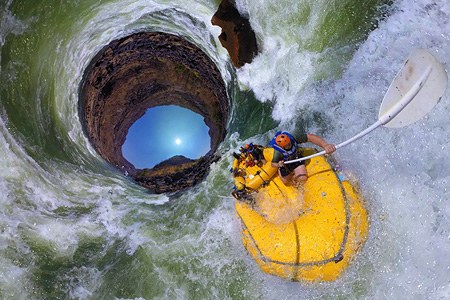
[3,0,450,299]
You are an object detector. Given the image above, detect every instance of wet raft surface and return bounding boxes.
[235,148,368,281]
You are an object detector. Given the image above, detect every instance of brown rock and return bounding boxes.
[79,32,229,193]
[134,154,220,194]
[212,0,258,67]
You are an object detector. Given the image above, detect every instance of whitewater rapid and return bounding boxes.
[1,0,450,298]
[234,0,450,298]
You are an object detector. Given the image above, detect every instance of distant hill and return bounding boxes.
[152,155,195,170]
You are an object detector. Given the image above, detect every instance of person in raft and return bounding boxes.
[270,130,336,185]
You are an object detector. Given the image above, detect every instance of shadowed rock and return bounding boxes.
[212,0,258,67]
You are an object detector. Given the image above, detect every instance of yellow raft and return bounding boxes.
[232,147,368,282]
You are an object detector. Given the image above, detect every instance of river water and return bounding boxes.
[1,0,449,299]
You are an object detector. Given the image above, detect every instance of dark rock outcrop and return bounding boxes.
[212,0,258,67]
[79,32,229,193]
[134,154,220,194]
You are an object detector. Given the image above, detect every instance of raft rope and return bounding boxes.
[237,160,352,268]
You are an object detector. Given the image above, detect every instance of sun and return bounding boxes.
[175,138,182,145]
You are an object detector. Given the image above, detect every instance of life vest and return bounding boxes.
[269,131,298,160]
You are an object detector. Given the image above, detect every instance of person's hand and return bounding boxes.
[278,160,285,168]
[323,144,336,154]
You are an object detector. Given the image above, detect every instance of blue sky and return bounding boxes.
[122,105,211,168]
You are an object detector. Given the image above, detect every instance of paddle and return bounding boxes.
[284,48,448,165]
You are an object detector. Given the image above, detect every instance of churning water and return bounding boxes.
[1,0,449,299]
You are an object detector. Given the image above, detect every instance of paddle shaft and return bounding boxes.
[284,65,432,165]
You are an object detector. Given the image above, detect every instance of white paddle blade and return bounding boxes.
[379,49,448,128]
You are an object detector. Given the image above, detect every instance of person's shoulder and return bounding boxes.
[298,133,308,143]
[292,128,307,143]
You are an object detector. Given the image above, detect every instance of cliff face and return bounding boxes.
[79,32,229,193]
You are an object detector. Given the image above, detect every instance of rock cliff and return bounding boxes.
[79,32,229,193]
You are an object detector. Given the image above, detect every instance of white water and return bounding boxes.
[1,0,450,298]
[232,0,450,298]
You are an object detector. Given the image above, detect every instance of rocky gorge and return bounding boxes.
[78,0,257,193]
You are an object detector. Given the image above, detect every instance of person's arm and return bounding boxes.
[272,161,284,168]
[271,150,284,168]
[306,134,336,154]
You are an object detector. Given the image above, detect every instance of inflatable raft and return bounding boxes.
[231,146,368,282]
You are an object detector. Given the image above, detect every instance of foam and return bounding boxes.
[232,0,450,297]
[1,0,449,298]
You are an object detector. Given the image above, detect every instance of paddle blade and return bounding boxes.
[379,48,448,128]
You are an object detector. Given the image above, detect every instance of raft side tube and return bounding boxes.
[235,148,369,282]
[232,148,278,191]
